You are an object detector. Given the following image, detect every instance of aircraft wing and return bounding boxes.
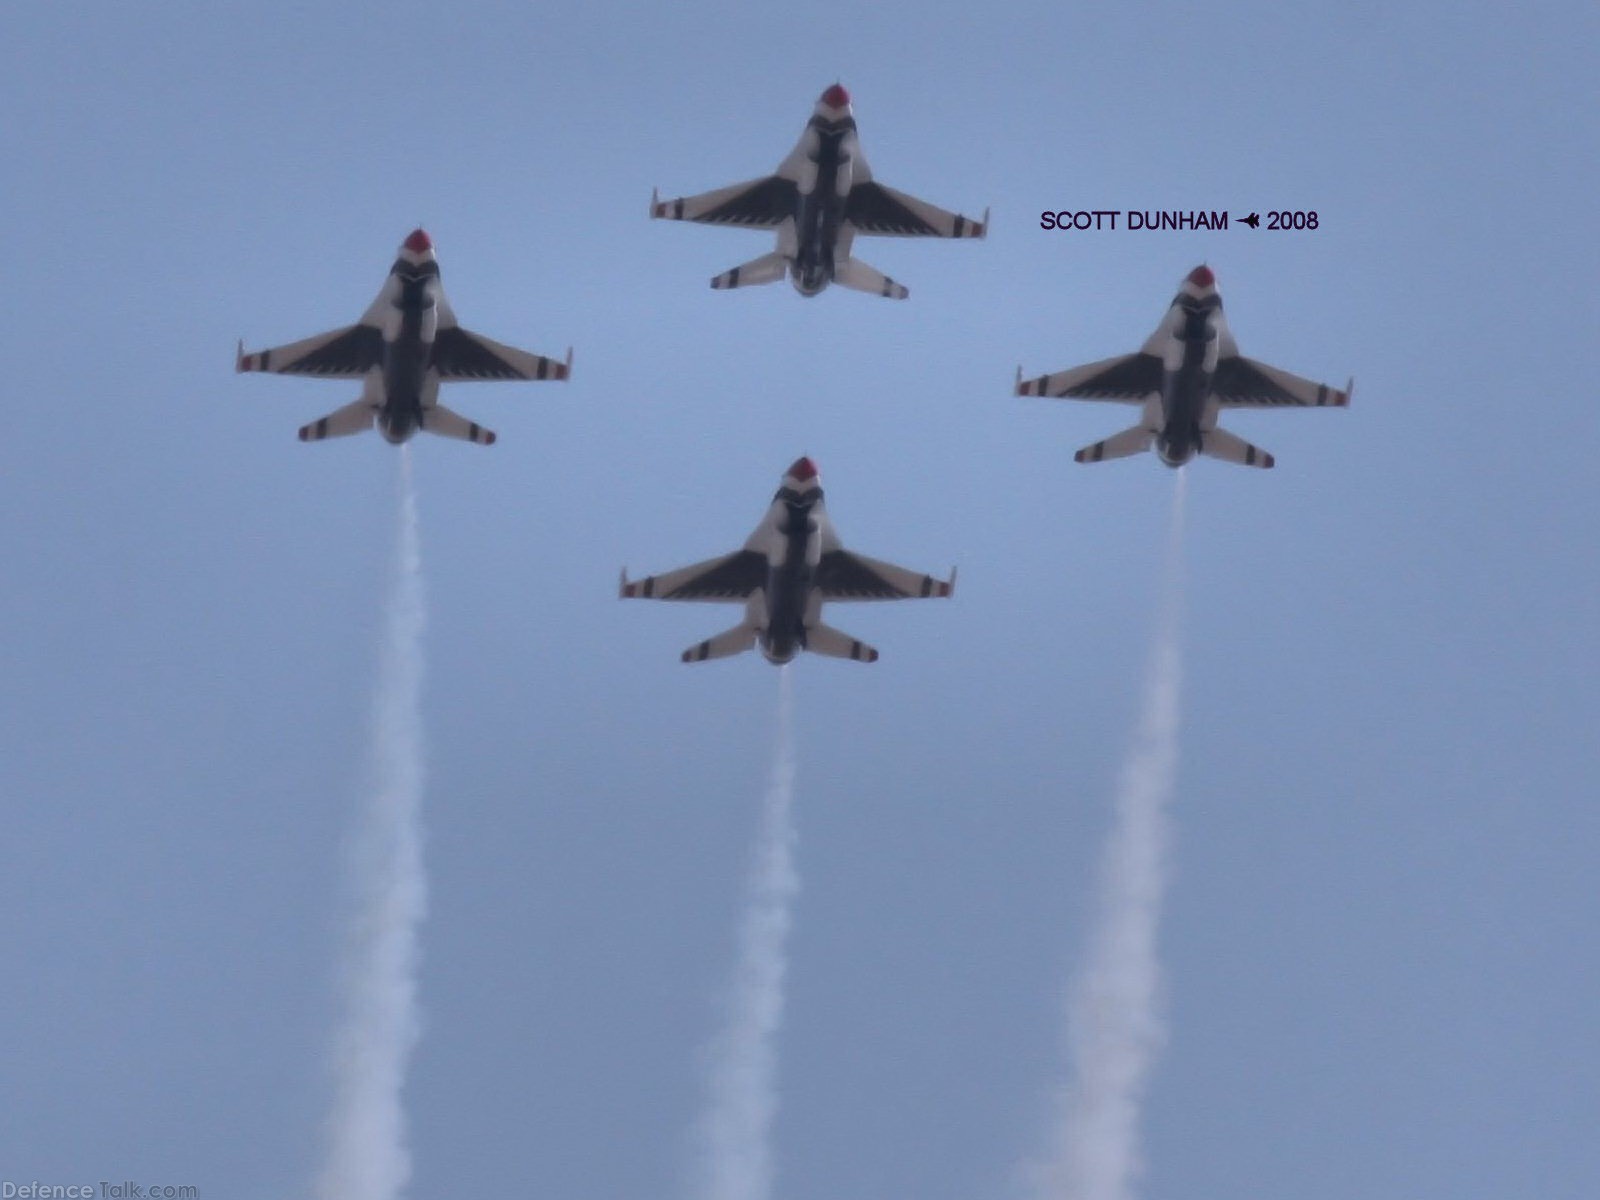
[1212,357,1351,408]
[815,550,955,601]
[652,176,799,229]
[844,182,987,238]
[431,327,570,383]
[1016,353,1162,402]
[620,551,767,602]
[237,325,384,377]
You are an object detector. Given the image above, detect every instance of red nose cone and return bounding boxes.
[787,456,819,482]
[820,84,850,109]
[403,228,433,254]
[1187,264,1215,288]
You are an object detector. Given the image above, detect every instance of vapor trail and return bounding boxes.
[1038,471,1188,1200]
[696,666,799,1200]
[317,448,428,1200]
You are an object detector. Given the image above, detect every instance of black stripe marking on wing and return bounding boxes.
[278,326,383,376]
[695,176,799,227]
[844,182,941,236]
[815,551,911,600]
[658,550,767,600]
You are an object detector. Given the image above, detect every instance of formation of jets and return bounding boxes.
[237,85,1351,664]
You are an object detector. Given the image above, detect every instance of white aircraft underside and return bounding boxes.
[620,457,955,664]
[237,229,570,445]
[651,84,986,300]
[1016,266,1351,468]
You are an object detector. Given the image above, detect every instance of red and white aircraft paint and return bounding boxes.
[651,85,987,300]
[237,229,570,445]
[620,457,955,664]
[1016,266,1352,468]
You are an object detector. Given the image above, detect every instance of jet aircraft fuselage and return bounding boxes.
[619,457,954,665]
[1155,289,1226,467]
[760,482,825,662]
[377,254,444,443]
[790,114,856,296]
[238,227,569,446]
[1015,265,1349,470]
[651,84,984,302]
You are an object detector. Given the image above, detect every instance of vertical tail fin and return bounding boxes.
[833,257,910,299]
[1200,426,1275,468]
[1074,425,1156,463]
[804,623,880,663]
[422,403,496,445]
[298,399,378,442]
[710,252,789,290]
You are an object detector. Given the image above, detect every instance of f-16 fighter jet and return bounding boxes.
[620,457,955,664]
[650,84,987,300]
[1015,266,1352,468]
[237,229,570,444]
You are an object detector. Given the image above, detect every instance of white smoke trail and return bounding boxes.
[1036,470,1188,1200]
[695,666,799,1200]
[317,448,428,1200]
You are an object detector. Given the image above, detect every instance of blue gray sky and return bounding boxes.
[2,1,1596,1197]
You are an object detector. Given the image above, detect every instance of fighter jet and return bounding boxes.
[650,84,987,300]
[1015,266,1352,468]
[620,457,955,664]
[237,229,571,445]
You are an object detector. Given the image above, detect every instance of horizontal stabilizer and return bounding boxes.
[710,252,788,290]
[681,623,758,663]
[1201,426,1275,468]
[833,256,909,300]
[1074,424,1155,463]
[422,403,496,445]
[805,623,879,663]
[298,399,377,442]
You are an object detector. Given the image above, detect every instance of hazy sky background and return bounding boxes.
[2,1,1596,1197]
